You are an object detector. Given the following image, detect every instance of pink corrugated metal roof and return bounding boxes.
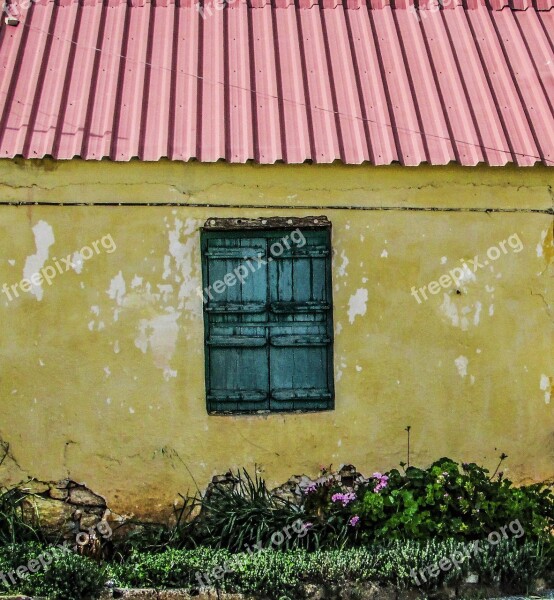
[0,0,552,165]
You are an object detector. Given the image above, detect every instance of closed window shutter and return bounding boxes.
[202,228,334,413]
[268,229,333,411]
[203,234,270,412]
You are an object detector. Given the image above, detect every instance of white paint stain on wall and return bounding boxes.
[337,250,349,277]
[536,229,548,258]
[107,271,126,306]
[164,218,202,313]
[440,294,461,328]
[440,295,487,331]
[473,301,482,326]
[135,310,180,373]
[71,252,84,274]
[23,220,55,300]
[540,374,551,404]
[348,288,368,324]
[454,355,468,378]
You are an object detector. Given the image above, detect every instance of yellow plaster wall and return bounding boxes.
[0,159,552,519]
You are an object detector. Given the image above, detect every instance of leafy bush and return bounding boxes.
[0,542,106,600]
[301,458,554,546]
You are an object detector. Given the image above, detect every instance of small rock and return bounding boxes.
[69,487,106,507]
[21,496,76,537]
[53,479,70,490]
[80,514,101,529]
[49,487,69,500]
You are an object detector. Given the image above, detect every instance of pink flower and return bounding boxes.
[372,472,389,493]
[331,492,357,506]
[349,515,360,527]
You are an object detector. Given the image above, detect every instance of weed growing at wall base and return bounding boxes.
[1,234,117,303]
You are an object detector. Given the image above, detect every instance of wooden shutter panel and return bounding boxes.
[202,234,270,412]
[268,229,334,411]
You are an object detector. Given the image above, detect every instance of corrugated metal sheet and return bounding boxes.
[0,0,552,165]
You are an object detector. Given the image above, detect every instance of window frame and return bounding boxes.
[200,217,335,415]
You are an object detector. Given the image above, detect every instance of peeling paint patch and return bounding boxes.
[440,294,461,329]
[347,288,368,324]
[23,220,55,300]
[165,218,202,312]
[107,271,126,306]
[473,301,482,326]
[135,310,180,373]
[540,374,551,404]
[71,252,84,274]
[337,250,349,278]
[164,368,177,381]
[440,294,485,331]
[455,355,468,378]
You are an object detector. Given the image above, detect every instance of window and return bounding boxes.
[200,218,334,414]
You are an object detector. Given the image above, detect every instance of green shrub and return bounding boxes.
[110,538,552,599]
[0,542,106,600]
[304,458,554,546]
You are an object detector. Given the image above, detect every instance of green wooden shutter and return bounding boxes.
[202,233,270,412]
[268,229,334,411]
[201,228,334,414]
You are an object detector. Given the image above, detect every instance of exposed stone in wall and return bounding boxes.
[19,479,108,540]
